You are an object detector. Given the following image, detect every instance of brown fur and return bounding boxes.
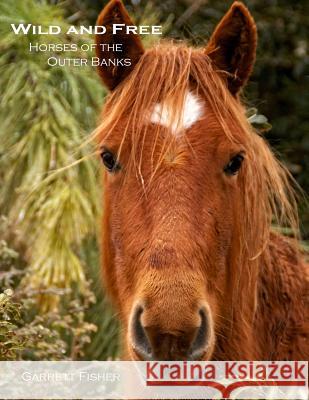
[206,2,257,95]
[94,1,309,361]
[95,0,144,90]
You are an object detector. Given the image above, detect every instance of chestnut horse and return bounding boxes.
[94,0,308,361]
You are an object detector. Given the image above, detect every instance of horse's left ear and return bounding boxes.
[95,0,145,90]
[205,1,257,95]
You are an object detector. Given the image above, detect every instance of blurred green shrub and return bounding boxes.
[0,0,119,359]
[0,225,97,360]
[0,289,25,360]
[0,0,103,308]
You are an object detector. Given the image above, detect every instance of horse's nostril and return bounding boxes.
[189,307,209,360]
[130,305,152,360]
[130,304,210,360]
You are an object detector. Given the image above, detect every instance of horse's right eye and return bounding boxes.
[224,153,245,176]
[101,150,119,172]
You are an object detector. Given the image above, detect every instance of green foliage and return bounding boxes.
[0,0,104,306]
[0,289,25,360]
[246,108,272,134]
[0,233,97,360]
[0,287,98,361]
[0,0,120,360]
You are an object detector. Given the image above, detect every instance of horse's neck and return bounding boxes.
[254,231,308,360]
[213,231,307,360]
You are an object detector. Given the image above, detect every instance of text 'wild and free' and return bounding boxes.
[11,24,162,35]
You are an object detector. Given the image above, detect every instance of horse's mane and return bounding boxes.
[95,41,299,263]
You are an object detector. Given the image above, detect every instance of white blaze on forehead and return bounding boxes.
[150,91,204,136]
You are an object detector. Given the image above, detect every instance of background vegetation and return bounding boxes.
[0,0,307,360]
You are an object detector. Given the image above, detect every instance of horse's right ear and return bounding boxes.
[95,0,144,90]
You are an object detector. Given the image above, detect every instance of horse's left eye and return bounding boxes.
[224,154,244,176]
[101,150,119,172]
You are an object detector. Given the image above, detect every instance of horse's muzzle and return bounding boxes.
[129,304,210,360]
